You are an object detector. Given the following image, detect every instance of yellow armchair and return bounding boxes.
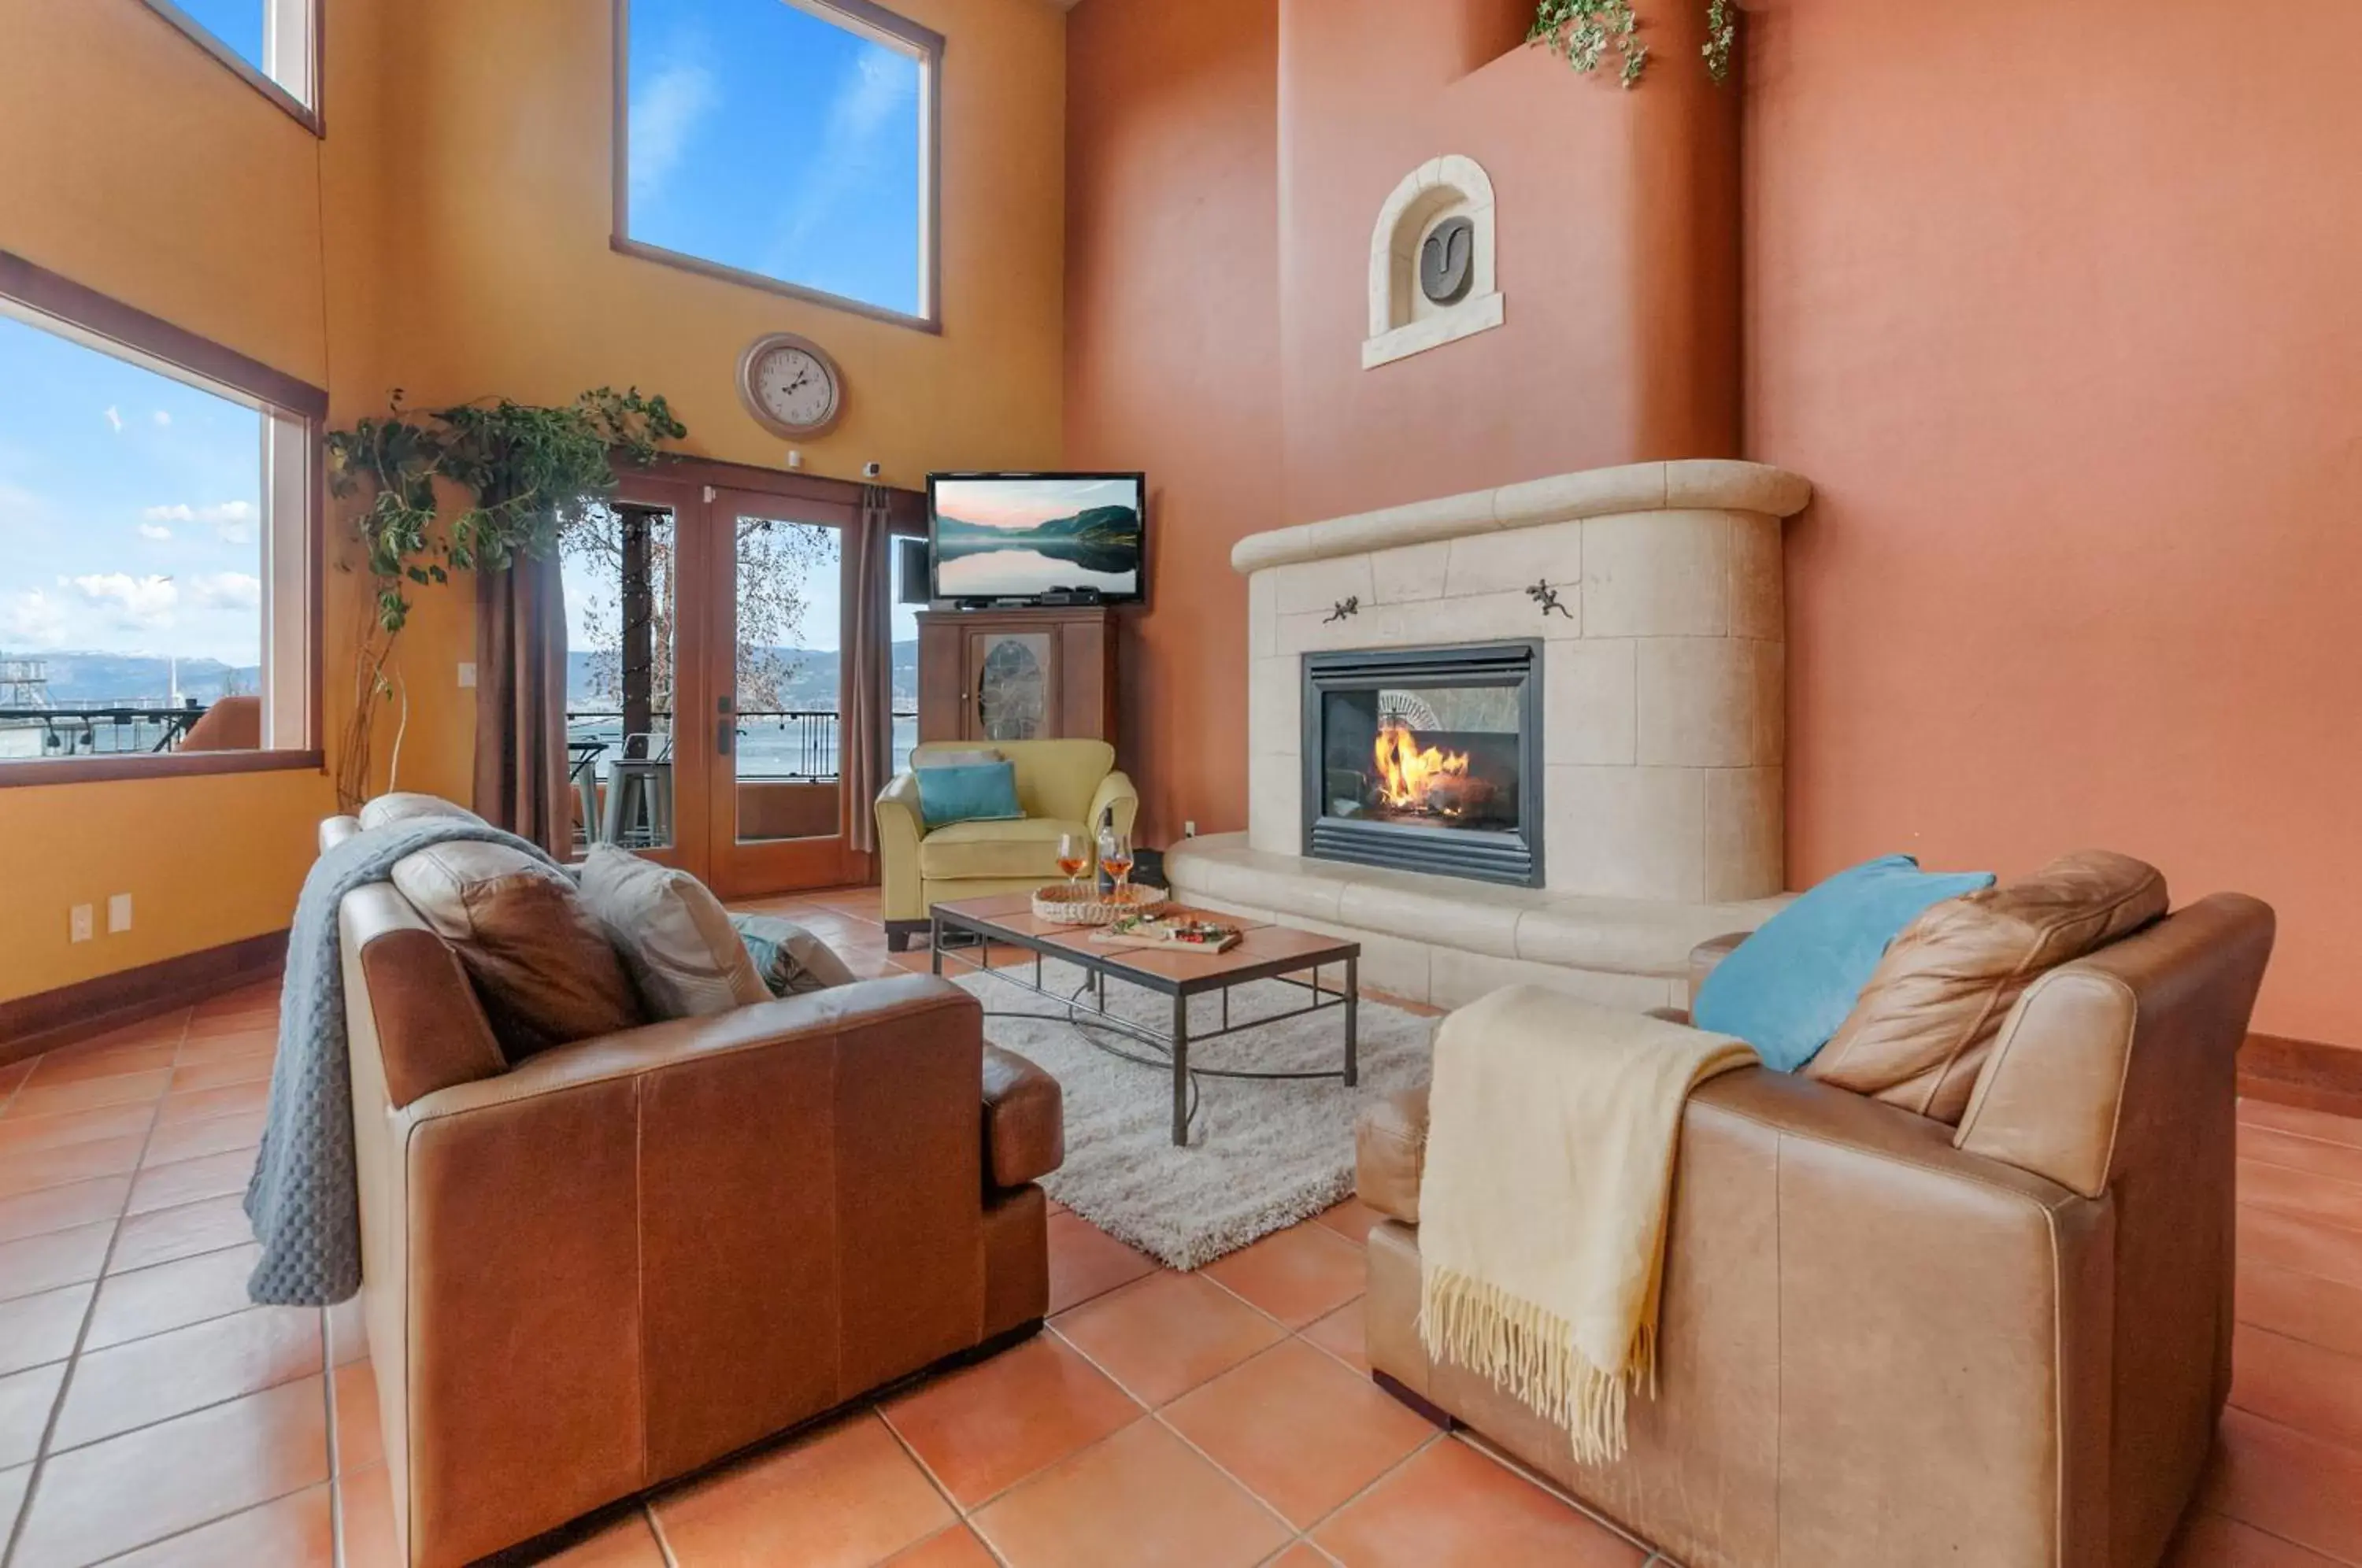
[877,740,1142,950]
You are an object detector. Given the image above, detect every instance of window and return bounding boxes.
[142,0,320,127]
[618,0,941,327]
[0,262,320,783]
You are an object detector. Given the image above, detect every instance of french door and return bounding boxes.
[565,465,878,898]
[701,486,861,897]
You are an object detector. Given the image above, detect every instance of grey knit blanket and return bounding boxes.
[244,816,559,1306]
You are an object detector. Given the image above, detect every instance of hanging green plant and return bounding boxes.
[1530,0,1738,88]
[323,386,687,809]
[1702,0,1735,83]
[1530,0,1647,88]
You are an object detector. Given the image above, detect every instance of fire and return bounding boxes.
[1373,719,1472,813]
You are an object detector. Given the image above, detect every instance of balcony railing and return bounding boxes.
[565,708,920,782]
[0,704,210,760]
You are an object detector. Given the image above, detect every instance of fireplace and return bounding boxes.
[1301,642,1543,888]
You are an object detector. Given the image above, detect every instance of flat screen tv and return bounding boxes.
[927,472,1146,605]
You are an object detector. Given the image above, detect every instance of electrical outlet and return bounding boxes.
[70,904,93,943]
[108,893,133,934]
[457,662,478,690]
[1184,820,1198,838]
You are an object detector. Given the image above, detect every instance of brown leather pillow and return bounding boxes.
[391,841,644,1059]
[1807,850,2168,1123]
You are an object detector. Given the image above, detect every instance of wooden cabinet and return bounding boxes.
[916,608,1118,745]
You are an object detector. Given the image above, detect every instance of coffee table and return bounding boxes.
[930,892,1361,1145]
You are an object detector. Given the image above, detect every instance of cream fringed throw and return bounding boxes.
[1418,987,1759,1466]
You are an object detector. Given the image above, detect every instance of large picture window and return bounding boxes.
[141,0,320,129]
[0,260,320,786]
[616,0,941,329]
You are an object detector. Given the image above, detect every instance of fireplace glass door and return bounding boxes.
[1303,642,1542,887]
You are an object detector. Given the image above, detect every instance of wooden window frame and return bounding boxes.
[0,251,326,790]
[137,0,324,135]
[609,0,945,335]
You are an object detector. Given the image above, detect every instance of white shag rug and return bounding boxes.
[953,958,1434,1270]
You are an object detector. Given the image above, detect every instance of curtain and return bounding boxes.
[845,486,893,853]
[472,547,572,856]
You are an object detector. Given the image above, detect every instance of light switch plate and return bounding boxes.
[457,662,477,690]
[108,893,132,934]
[70,904,92,943]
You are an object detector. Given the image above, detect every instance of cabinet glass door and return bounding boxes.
[972,631,1053,741]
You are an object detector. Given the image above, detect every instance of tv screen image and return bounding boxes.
[929,473,1146,603]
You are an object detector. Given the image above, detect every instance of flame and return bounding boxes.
[1373,719,1471,812]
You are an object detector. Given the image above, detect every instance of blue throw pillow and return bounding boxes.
[1694,854,1996,1073]
[915,761,1026,831]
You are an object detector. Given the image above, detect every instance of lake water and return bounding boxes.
[935,548,1137,598]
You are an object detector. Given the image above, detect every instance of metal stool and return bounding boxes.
[600,733,673,849]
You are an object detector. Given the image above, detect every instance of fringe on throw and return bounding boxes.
[1418,1264,1654,1467]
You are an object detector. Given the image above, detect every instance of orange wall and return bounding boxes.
[1277,0,1738,527]
[1067,0,1738,841]
[1064,0,1282,844]
[356,0,1070,808]
[1745,0,2362,1041]
[0,0,1066,1006]
[0,0,387,1003]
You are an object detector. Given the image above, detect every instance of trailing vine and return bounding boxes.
[323,386,687,810]
[1702,0,1735,83]
[1530,0,1738,87]
[1531,0,1647,88]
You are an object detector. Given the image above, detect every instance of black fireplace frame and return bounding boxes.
[1300,640,1545,889]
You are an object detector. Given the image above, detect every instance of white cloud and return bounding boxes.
[143,501,257,543]
[103,406,123,435]
[187,571,261,611]
[151,410,172,427]
[628,56,719,202]
[64,572,179,627]
[136,523,174,542]
[0,589,68,648]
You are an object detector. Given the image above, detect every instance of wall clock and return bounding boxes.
[737,331,846,439]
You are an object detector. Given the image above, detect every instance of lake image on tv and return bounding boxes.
[935,476,1142,597]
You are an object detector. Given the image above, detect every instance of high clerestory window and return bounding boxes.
[616,0,942,329]
[0,257,322,786]
[140,0,320,131]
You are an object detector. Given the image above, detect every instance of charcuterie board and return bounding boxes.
[1084,914,1244,953]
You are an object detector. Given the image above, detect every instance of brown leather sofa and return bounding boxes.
[1355,893,2275,1568]
[320,819,1062,1568]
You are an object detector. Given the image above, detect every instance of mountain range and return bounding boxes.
[565,641,918,711]
[0,652,261,708]
[932,505,1142,575]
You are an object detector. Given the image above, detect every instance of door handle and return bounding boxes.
[716,720,734,757]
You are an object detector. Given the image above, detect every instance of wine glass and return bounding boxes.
[1098,828,1135,902]
[1055,831,1090,894]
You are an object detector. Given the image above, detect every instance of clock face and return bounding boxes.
[753,344,839,431]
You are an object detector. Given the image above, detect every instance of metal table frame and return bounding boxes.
[931,905,1360,1146]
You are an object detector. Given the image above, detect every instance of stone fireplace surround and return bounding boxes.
[1168,459,1813,1011]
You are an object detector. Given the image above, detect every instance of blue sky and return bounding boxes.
[170,0,265,72]
[628,0,924,317]
[0,312,264,668]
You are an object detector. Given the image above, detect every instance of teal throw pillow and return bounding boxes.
[916,760,1026,831]
[1693,853,1996,1073]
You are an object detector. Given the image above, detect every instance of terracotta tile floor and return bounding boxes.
[2,889,2360,1564]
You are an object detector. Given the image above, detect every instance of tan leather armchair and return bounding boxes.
[876,739,1140,949]
[1355,894,2275,1568]
[323,819,1062,1568]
